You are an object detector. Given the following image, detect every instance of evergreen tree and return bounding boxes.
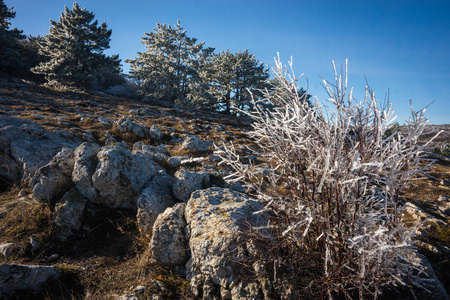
[126,20,214,104]
[32,2,120,89]
[0,0,25,73]
[208,50,269,114]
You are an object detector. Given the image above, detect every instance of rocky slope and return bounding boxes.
[0,77,449,299]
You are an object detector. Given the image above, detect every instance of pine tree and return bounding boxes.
[0,0,25,72]
[208,50,269,114]
[126,20,214,104]
[32,2,120,89]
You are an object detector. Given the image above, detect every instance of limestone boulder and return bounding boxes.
[54,188,88,240]
[29,148,74,205]
[173,170,210,202]
[0,116,79,179]
[149,203,189,267]
[184,188,269,297]
[0,264,61,299]
[92,145,156,209]
[137,170,175,235]
[181,135,213,152]
[72,142,100,202]
[0,152,22,182]
[116,117,149,139]
[149,124,163,141]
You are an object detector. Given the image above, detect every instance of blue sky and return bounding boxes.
[6,0,450,124]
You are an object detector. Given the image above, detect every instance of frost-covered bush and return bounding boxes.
[104,80,139,98]
[217,56,439,299]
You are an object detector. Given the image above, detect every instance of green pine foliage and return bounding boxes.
[206,49,269,114]
[126,21,270,113]
[32,2,121,90]
[0,0,25,73]
[126,20,214,104]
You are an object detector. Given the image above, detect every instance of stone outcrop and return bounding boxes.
[54,188,88,240]
[0,264,61,299]
[173,170,210,202]
[29,148,75,205]
[0,152,22,182]
[149,187,270,299]
[116,117,149,140]
[137,170,175,235]
[92,145,156,209]
[181,135,213,152]
[184,188,269,298]
[0,116,79,180]
[149,203,188,267]
[71,142,100,202]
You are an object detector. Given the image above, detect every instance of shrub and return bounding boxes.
[104,79,139,99]
[433,144,450,158]
[217,56,438,299]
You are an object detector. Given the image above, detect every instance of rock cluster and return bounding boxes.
[149,187,271,299]
[1,92,449,299]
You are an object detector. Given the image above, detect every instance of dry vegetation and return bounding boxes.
[1,76,449,299]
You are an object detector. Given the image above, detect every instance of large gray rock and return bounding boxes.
[54,188,88,240]
[29,148,75,205]
[173,170,210,202]
[0,152,22,182]
[149,203,188,267]
[0,124,32,156]
[0,263,61,299]
[0,116,79,179]
[411,253,449,300]
[184,188,269,298]
[92,146,156,209]
[116,117,149,139]
[181,135,213,152]
[72,142,100,202]
[137,170,175,235]
[149,124,163,141]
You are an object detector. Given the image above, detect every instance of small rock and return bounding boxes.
[49,254,59,260]
[29,237,40,252]
[181,135,213,152]
[149,125,163,141]
[0,243,14,257]
[104,132,116,145]
[133,285,146,294]
[117,294,139,300]
[98,116,111,125]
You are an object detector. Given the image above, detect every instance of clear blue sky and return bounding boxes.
[6,0,450,124]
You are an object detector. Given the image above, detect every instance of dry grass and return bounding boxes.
[1,77,449,298]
